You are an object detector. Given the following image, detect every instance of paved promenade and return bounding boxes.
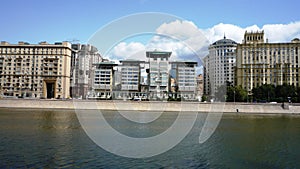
[1,99,300,114]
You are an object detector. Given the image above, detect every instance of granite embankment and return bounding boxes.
[0,99,300,114]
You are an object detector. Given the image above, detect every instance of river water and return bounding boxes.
[0,108,299,168]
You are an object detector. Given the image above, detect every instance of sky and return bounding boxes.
[1,0,300,62]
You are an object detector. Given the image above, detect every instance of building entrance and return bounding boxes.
[46,83,55,99]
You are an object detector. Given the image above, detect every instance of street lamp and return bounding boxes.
[233,88,236,104]
[287,96,291,103]
[18,76,23,98]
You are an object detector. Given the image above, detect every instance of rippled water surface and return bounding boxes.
[0,108,300,168]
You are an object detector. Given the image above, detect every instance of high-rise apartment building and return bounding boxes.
[70,44,102,98]
[236,31,300,93]
[0,41,71,99]
[203,36,237,96]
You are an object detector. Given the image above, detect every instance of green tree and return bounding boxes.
[226,86,248,102]
[201,95,207,102]
[252,84,275,102]
[295,87,300,103]
[252,84,297,103]
[275,83,296,102]
[226,86,235,102]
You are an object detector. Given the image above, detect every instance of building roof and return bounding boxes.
[0,41,71,48]
[292,38,300,43]
[212,37,237,46]
[170,61,198,65]
[93,61,118,67]
[146,51,172,58]
[120,59,145,63]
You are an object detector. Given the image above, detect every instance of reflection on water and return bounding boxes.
[102,110,179,138]
[0,108,300,168]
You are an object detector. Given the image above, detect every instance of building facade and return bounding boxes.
[203,55,209,95]
[196,74,203,100]
[203,36,237,96]
[170,61,197,100]
[90,62,118,99]
[0,41,71,99]
[120,60,145,91]
[109,60,147,100]
[236,31,300,93]
[146,51,171,99]
[70,44,102,98]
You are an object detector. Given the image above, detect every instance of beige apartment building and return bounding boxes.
[0,41,72,99]
[236,31,300,93]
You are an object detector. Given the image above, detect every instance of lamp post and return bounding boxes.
[233,89,236,104]
[0,85,3,97]
[106,84,108,100]
[19,76,23,98]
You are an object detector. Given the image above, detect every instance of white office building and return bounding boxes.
[90,62,117,99]
[120,60,145,91]
[170,61,197,100]
[146,51,171,99]
[204,36,237,96]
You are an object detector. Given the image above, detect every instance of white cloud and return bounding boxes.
[262,22,300,42]
[107,42,146,61]
[147,20,209,63]
[202,23,260,43]
[146,36,193,60]
[106,20,300,66]
[203,22,300,44]
[156,20,202,41]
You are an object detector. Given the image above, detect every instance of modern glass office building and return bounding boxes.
[204,36,237,96]
[146,51,171,99]
[170,61,197,99]
[91,62,118,99]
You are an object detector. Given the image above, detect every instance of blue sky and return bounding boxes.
[1,0,299,44]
